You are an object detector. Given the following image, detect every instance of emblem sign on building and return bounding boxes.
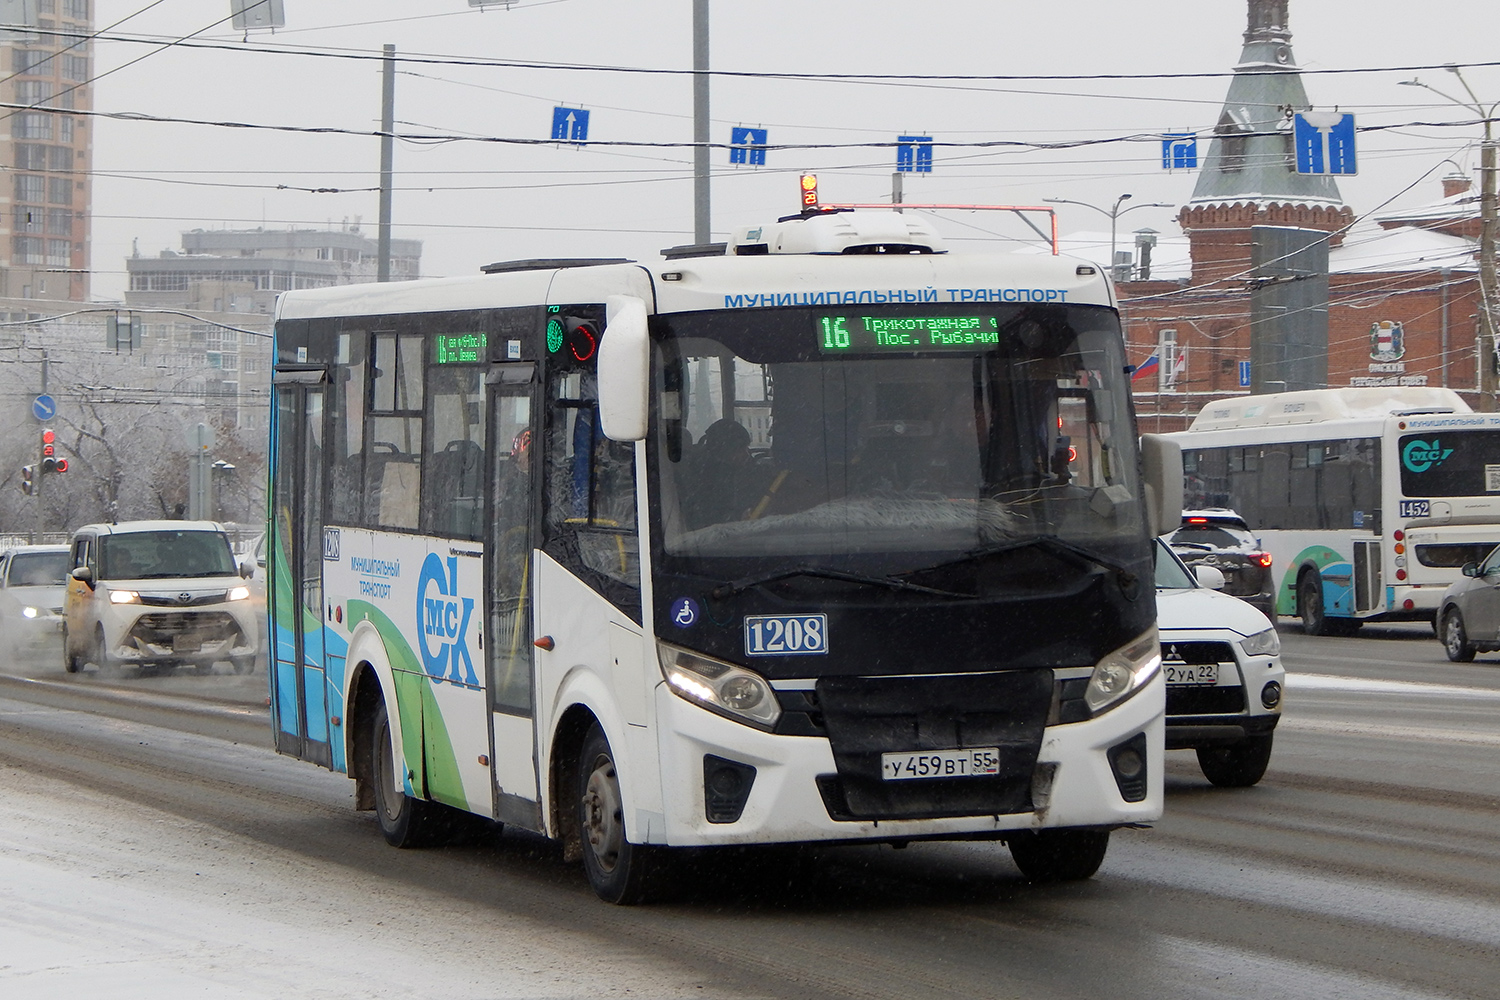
[1352,320,1426,387]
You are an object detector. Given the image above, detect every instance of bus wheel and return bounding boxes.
[1443,609,1476,662]
[370,698,445,848]
[578,723,666,904]
[1298,572,1333,636]
[1007,828,1109,882]
[1196,733,1274,787]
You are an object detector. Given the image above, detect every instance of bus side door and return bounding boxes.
[485,363,542,828]
[270,370,332,768]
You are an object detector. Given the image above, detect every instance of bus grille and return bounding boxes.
[812,670,1052,821]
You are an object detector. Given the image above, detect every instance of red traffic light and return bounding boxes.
[55,458,68,473]
[41,428,55,445]
[800,173,818,208]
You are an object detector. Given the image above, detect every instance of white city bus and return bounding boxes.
[1167,387,1500,635]
[268,210,1181,902]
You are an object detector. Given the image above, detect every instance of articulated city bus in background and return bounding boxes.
[1167,387,1500,635]
[268,210,1182,903]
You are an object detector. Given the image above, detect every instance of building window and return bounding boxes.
[40,0,56,14]
[63,55,88,81]
[47,177,72,205]
[15,175,46,203]
[13,237,44,265]
[47,145,72,170]
[45,239,71,266]
[16,114,52,140]
[58,118,73,142]
[1216,112,1249,174]
[17,80,54,105]
[13,206,43,233]
[13,50,50,75]
[46,208,72,235]
[15,144,46,169]
[63,0,89,19]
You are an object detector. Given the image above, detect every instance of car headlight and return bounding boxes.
[109,590,140,604]
[1239,626,1281,657]
[227,586,251,602]
[657,641,781,730]
[22,606,40,619]
[1085,627,1161,714]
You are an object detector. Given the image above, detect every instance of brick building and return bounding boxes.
[1112,0,1486,431]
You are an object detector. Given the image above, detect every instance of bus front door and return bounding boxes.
[485,364,542,827]
[270,373,332,768]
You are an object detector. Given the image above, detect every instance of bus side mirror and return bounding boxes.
[597,295,650,442]
[1140,434,1183,538]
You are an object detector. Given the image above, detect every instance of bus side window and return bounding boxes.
[422,365,485,541]
[366,332,424,531]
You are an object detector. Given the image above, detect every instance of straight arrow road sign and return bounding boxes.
[1293,112,1356,175]
[551,106,590,144]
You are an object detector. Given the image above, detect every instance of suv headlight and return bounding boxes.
[657,641,781,730]
[109,589,140,604]
[1085,628,1161,714]
[227,586,251,602]
[1239,627,1280,657]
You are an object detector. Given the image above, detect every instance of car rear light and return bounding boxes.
[1187,517,1209,524]
[1254,551,1273,567]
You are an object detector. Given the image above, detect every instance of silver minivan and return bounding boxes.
[63,520,259,674]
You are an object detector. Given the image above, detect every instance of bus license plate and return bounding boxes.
[881,748,1001,781]
[1165,662,1219,685]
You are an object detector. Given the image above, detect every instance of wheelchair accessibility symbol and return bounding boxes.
[670,597,699,628]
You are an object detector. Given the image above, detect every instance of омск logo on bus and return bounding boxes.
[417,553,477,685]
[1402,438,1454,474]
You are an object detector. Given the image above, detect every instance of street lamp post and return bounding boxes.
[1400,68,1500,411]
[1044,195,1174,281]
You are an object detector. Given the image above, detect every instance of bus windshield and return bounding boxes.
[650,304,1141,574]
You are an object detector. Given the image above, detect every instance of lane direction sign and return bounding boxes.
[32,394,55,422]
[1293,112,1356,175]
[1162,133,1198,169]
[729,127,768,165]
[551,106,590,144]
[896,135,933,173]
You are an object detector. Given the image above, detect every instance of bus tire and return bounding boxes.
[1196,733,1274,787]
[1007,828,1109,882]
[1297,571,1333,636]
[370,698,446,848]
[578,723,667,904]
[1442,608,1476,662]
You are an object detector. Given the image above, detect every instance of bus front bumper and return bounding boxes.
[648,672,1165,847]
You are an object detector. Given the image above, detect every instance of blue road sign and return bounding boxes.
[1162,133,1198,169]
[729,127,768,166]
[1239,361,1252,388]
[32,394,55,421]
[1293,112,1356,175]
[551,106,589,144]
[896,135,933,173]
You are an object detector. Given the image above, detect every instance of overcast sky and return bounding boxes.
[85,0,1500,301]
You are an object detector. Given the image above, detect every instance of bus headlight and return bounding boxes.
[657,641,781,730]
[1084,628,1160,714]
[1239,627,1281,657]
[109,590,140,604]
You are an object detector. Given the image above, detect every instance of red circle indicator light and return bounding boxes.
[1395,569,1407,581]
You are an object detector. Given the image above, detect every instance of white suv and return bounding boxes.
[1156,539,1285,787]
[63,521,259,674]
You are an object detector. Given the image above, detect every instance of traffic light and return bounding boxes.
[545,315,599,362]
[800,173,819,209]
[20,465,33,495]
[40,428,57,473]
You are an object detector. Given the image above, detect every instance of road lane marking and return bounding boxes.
[1277,716,1500,747]
[1287,672,1500,700]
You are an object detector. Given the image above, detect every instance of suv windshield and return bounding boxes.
[6,551,69,587]
[649,304,1143,580]
[99,530,237,580]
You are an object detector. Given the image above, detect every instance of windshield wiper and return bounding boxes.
[711,565,974,601]
[955,535,1140,591]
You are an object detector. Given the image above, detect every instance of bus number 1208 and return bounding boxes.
[744,614,829,656]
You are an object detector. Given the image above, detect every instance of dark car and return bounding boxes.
[1164,509,1276,619]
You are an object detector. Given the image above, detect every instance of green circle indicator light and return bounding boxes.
[546,318,564,353]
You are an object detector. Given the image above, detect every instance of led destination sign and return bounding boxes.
[433,332,486,364]
[817,313,999,353]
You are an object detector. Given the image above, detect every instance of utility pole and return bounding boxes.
[32,353,47,544]
[377,44,396,283]
[692,0,710,245]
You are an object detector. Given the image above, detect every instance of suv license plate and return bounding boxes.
[1165,662,1219,685]
[881,748,1001,781]
[173,636,202,653]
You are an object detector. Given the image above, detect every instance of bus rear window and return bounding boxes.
[1399,431,1500,497]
